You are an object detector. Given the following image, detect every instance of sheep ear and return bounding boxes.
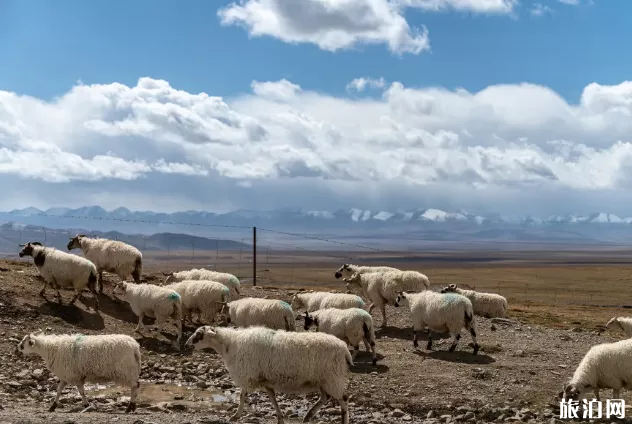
[18,244,25,247]
[78,234,86,238]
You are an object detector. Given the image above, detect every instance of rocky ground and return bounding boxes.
[0,259,630,423]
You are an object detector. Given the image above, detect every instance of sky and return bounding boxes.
[1,0,632,217]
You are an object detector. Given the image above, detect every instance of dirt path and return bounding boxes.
[0,260,625,423]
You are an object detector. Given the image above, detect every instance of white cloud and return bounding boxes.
[3,76,632,214]
[346,77,387,92]
[217,0,431,55]
[530,3,553,16]
[393,0,517,14]
[559,0,580,5]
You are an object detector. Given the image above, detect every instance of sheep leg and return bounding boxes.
[230,389,248,421]
[426,329,433,350]
[366,337,377,365]
[39,281,48,298]
[135,313,145,334]
[49,381,66,412]
[339,393,350,424]
[593,388,600,401]
[368,303,375,314]
[303,387,328,423]
[380,304,387,327]
[69,289,82,306]
[448,333,459,352]
[351,345,360,361]
[97,270,104,293]
[363,338,371,351]
[613,389,620,398]
[126,381,139,413]
[77,380,89,407]
[467,323,479,355]
[265,387,285,424]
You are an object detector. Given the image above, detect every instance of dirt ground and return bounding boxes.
[1,256,632,424]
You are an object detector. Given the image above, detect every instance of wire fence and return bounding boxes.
[3,212,632,308]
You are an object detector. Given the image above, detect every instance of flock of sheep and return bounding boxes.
[12,235,632,422]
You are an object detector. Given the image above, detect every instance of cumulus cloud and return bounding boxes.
[346,77,387,92]
[393,0,517,14]
[217,0,430,55]
[559,0,580,5]
[2,76,632,214]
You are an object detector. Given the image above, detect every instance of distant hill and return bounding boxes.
[0,222,250,255]
[5,205,632,249]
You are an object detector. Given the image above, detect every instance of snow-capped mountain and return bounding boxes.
[6,205,632,247]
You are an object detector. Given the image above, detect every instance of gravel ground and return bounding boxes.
[0,259,629,424]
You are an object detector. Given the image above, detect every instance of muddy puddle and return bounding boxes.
[86,382,238,411]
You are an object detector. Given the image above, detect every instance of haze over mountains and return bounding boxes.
[3,206,632,250]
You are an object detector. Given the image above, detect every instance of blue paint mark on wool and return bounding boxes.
[279,301,292,311]
[75,334,85,344]
[168,292,181,301]
[355,296,365,307]
[230,276,239,284]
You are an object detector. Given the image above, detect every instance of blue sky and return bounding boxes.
[1,0,628,102]
[1,0,632,216]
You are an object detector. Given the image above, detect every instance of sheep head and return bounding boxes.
[67,234,86,251]
[18,242,42,258]
[185,325,220,351]
[334,263,352,279]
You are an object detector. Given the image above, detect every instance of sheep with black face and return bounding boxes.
[19,241,99,310]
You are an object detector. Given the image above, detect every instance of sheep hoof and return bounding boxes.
[372,358,377,366]
[473,345,480,355]
[413,341,419,348]
[125,402,136,413]
[48,401,58,412]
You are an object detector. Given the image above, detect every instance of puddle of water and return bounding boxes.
[88,382,238,411]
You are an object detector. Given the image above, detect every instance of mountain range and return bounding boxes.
[4,206,632,248]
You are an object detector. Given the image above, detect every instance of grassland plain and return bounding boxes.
[1,249,632,423]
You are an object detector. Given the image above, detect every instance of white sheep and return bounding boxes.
[291,291,365,312]
[16,330,141,413]
[19,241,99,310]
[605,317,632,338]
[113,281,183,349]
[165,279,231,325]
[343,271,404,327]
[162,268,241,297]
[561,338,632,401]
[336,264,430,293]
[67,234,143,293]
[395,290,480,354]
[185,325,352,424]
[303,307,378,365]
[219,297,296,331]
[334,263,399,280]
[440,284,508,318]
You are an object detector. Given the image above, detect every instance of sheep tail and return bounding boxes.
[464,309,473,330]
[363,320,375,344]
[131,257,142,283]
[345,348,354,367]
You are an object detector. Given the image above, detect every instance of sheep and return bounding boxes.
[440,284,508,318]
[165,279,231,325]
[304,307,378,365]
[162,268,241,298]
[334,263,399,280]
[15,330,141,413]
[394,290,480,354]
[67,234,143,293]
[290,291,365,313]
[605,317,632,338]
[112,281,183,349]
[561,338,632,401]
[342,271,405,327]
[218,297,296,331]
[18,241,99,311]
[185,325,352,424]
